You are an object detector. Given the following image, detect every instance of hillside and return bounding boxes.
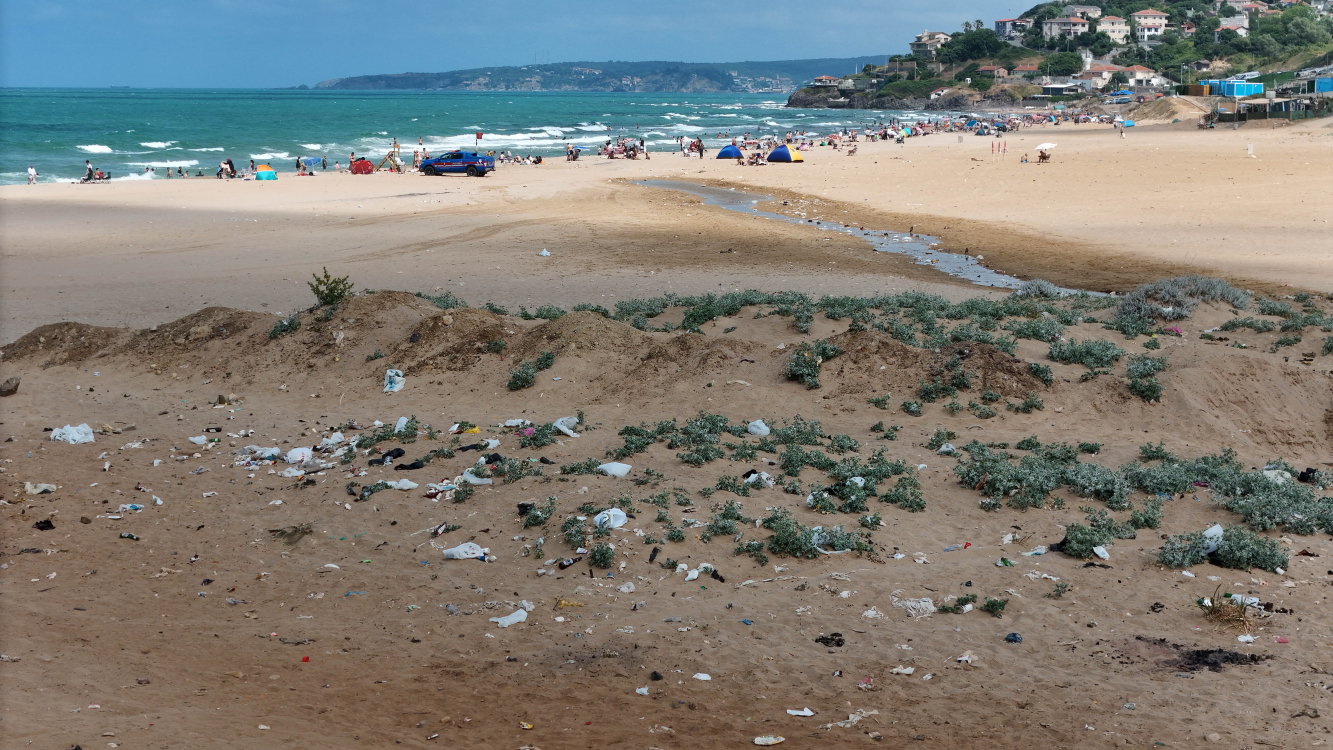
[311,56,893,92]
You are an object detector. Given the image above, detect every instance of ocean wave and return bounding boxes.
[111,171,156,181]
[126,160,199,168]
[250,151,290,159]
[140,141,176,148]
[300,143,322,150]
[191,147,225,152]
[77,144,113,153]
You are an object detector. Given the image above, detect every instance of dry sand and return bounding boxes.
[3,113,1333,750]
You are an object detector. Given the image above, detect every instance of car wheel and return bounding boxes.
[423,166,436,176]
[466,166,477,177]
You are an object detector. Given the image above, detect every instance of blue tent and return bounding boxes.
[1123,120,1136,127]
[717,144,743,159]
[766,144,803,162]
[965,119,978,127]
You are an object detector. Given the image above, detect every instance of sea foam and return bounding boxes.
[77,144,113,153]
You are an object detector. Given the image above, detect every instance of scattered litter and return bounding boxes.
[692,673,711,681]
[1005,633,1023,644]
[890,590,936,619]
[1092,546,1110,560]
[594,508,628,528]
[383,369,405,394]
[553,416,581,437]
[24,482,56,495]
[1021,546,1047,556]
[820,709,878,729]
[754,737,785,746]
[50,424,96,444]
[747,420,770,437]
[442,542,489,560]
[188,435,208,446]
[889,666,915,675]
[786,708,814,716]
[1238,634,1256,643]
[636,687,649,695]
[598,462,632,478]
[956,650,975,663]
[490,609,528,628]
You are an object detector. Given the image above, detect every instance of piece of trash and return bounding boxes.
[490,609,528,628]
[692,673,711,681]
[1238,634,1256,643]
[747,420,770,437]
[956,650,975,663]
[47,423,98,445]
[594,508,628,529]
[538,249,550,257]
[996,557,1014,567]
[598,462,632,478]
[1005,632,1022,644]
[383,369,405,394]
[936,443,955,454]
[786,708,814,716]
[24,482,56,495]
[460,468,493,486]
[754,737,785,746]
[1092,546,1110,560]
[889,666,915,675]
[442,542,489,560]
[1021,546,1047,556]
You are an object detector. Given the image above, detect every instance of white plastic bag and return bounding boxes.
[386,479,418,491]
[747,420,770,437]
[285,447,312,464]
[394,417,409,434]
[599,462,632,478]
[278,467,305,478]
[460,469,493,485]
[383,369,405,394]
[50,423,96,444]
[489,609,528,627]
[442,542,488,560]
[188,435,208,446]
[553,416,580,438]
[594,508,628,529]
[1202,523,1224,554]
[320,432,345,446]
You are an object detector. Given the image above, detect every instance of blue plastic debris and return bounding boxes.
[345,590,367,597]
[741,619,753,625]
[1005,632,1022,644]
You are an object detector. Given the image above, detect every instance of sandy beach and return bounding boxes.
[3,114,1333,750]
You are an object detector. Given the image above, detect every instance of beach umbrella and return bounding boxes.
[717,144,743,159]
[766,144,803,163]
[965,119,977,127]
[1035,143,1057,150]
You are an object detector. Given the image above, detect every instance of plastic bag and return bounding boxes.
[599,462,632,478]
[553,416,581,438]
[386,479,418,491]
[188,435,208,445]
[383,369,405,394]
[442,542,488,560]
[285,447,313,464]
[747,420,770,437]
[320,432,345,446]
[594,508,628,529]
[489,609,528,627]
[49,423,96,444]
[394,417,409,433]
[460,469,493,485]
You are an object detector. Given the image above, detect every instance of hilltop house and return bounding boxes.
[1180,21,1196,37]
[1099,16,1131,44]
[1218,14,1251,35]
[977,65,1009,78]
[1012,63,1042,77]
[811,76,840,87]
[1130,9,1170,42]
[1062,4,1103,17]
[1042,16,1090,39]
[1122,65,1167,86]
[909,30,952,60]
[994,18,1033,38]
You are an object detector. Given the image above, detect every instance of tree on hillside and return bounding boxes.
[1219,4,1238,17]
[938,29,1006,63]
[1041,51,1086,75]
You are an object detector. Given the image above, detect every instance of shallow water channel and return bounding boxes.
[638,180,1078,292]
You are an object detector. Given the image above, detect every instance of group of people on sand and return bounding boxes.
[598,137,649,160]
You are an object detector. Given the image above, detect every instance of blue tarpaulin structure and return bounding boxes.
[717,144,743,159]
[766,144,803,162]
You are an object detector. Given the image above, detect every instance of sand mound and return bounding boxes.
[396,308,510,374]
[1,322,131,367]
[509,311,653,359]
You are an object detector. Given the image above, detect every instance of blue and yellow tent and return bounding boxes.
[766,144,803,163]
[717,144,743,159]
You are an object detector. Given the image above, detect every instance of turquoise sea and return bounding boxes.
[0,89,969,185]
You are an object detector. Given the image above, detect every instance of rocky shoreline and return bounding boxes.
[786,87,1019,112]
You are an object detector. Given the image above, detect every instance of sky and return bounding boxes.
[1,0,1029,88]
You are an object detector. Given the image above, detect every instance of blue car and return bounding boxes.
[419,151,495,177]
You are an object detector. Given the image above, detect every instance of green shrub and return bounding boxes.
[486,339,507,353]
[1016,435,1041,451]
[1049,339,1126,369]
[1126,355,1169,379]
[981,390,1003,404]
[785,339,844,389]
[519,423,558,448]
[1213,526,1288,572]
[919,379,958,403]
[867,395,892,410]
[926,429,957,451]
[1028,362,1053,386]
[524,497,557,528]
[507,361,537,390]
[1128,377,1163,402]
[309,267,353,306]
[1078,442,1101,454]
[1270,335,1301,353]
[535,351,555,370]
[901,400,922,417]
[365,349,385,362]
[269,315,301,339]
[1142,336,1161,350]
[980,597,1008,618]
[1130,496,1164,529]
[1058,522,1113,559]
[1139,442,1176,462]
[938,594,977,614]
[1005,318,1065,342]
[880,474,925,512]
[968,401,997,419]
[1006,392,1044,413]
[560,458,601,475]
[1323,336,1333,356]
[1220,316,1276,333]
[415,291,467,309]
[589,542,615,568]
[734,540,769,566]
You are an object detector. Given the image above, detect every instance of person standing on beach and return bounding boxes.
[250,159,256,174]
[85,160,93,181]
[696,138,706,159]
[27,165,37,184]
[566,143,573,161]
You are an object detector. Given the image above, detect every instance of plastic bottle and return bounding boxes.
[558,557,582,570]
[119,532,140,540]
